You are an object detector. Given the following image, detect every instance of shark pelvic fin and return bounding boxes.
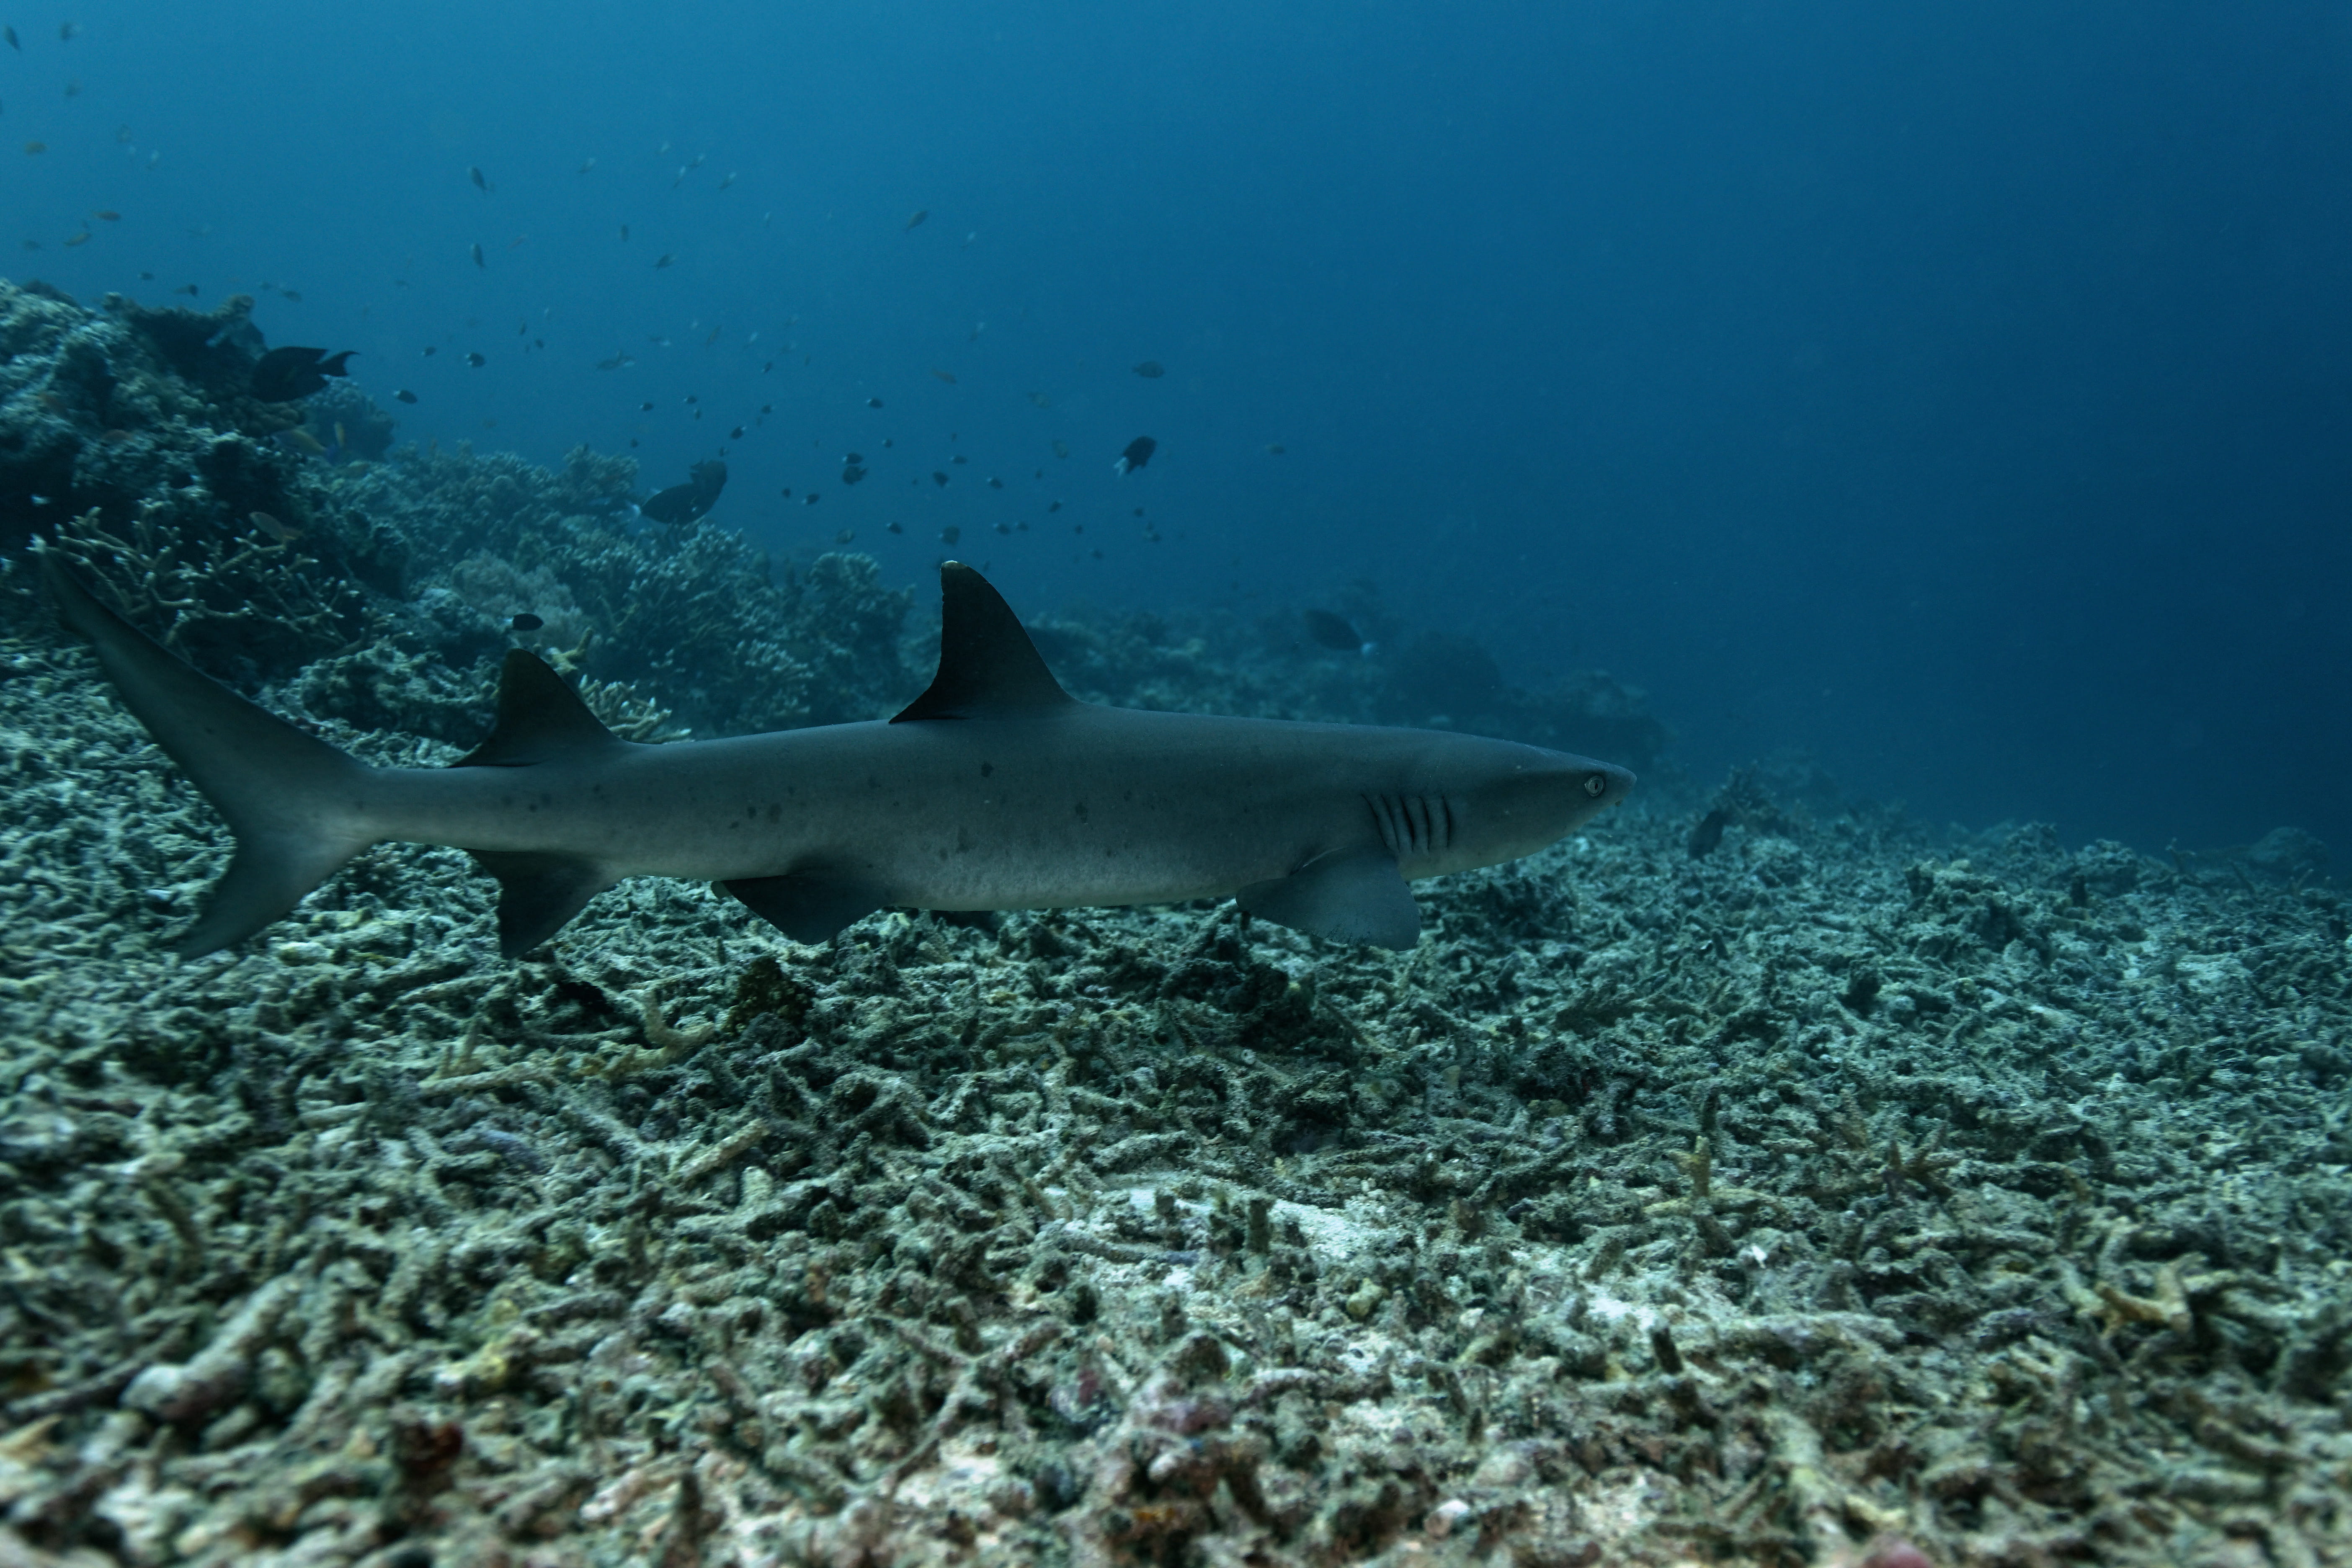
[469,849,614,957]
[892,561,1075,722]
[722,870,889,944]
[454,650,626,768]
[1237,845,1421,950]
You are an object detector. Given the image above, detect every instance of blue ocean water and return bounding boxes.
[5,0,2347,852]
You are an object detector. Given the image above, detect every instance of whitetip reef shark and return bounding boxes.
[39,549,1634,959]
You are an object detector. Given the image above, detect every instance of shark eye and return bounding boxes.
[1583,775,1607,798]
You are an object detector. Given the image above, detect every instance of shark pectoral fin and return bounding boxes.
[723,872,888,945]
[1237,846,1421,950]
[470,850,614,958]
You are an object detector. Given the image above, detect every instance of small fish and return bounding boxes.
[803,493,820,505]
[1132,360,1165,378]
[250,346,356,401]
[1265,444,1286,455]
[394,389,418,403]
[1047,500,1062,513]
[466,351,486,367]
[511,613,544,632]
[1027,391,1050,408]
[173,283,197,296]
[728,425,743,439]
[282,429,328,457]
[905,209,928,230]
[23,141,46,155]
[248,510,302,544]
[951,454,967,465]
[836,529,854,544]
[986,476,1003,489]
[719,171,736,190]
[841,464,867,485]
[579,157,596,173]
[471,242,485,268]
[619,224,629,240]
[91,209,119,221]
[931,369,956,384]
[595,352,634,370]
[845,451,862,463]
[2,26,15,49]
[334,422,348,451]
[469,165,490,192]
[867,397,884,408]
[1304,610,1372,655]
[1052,440,1070,459]
[139,269,152,279]
[932,471,949,487]
[1114,436,1156,476]
[887,521,903,534]
[654,253,676,269]
[638,400,653,410]
[279,287,301,302]
[423,345,437,356]
[57,21,77,41]
[940,526,960,544]
[62,230,88,246]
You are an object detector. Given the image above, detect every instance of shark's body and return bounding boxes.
[40,552,1633,957]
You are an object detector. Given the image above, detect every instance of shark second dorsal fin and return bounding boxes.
[892,562,1075,723]
[454,650,627,768]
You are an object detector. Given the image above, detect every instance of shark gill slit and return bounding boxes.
[1365,792,1454,857]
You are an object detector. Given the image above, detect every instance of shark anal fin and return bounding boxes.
[892,561,1075,722]
[1237,845,1421,950]
[470,849,613,957]
[723,872,888,944]
[455,650,627,768]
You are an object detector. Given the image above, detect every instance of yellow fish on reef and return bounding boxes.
[282,430,328,457]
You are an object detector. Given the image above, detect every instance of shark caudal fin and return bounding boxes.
[38,544,376,957]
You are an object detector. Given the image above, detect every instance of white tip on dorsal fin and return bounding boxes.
[892,562,1075,722]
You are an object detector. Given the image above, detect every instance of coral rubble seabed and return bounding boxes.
[2,276,2350,1566]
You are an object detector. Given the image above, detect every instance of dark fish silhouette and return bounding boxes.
[1132,360,1165,378]
[250,346,355,402]
[511,613,543,632]
[1114,436,1156,476]
[1305,610,1370,655]
[469,166,491,193]
[640,459,727,524]
[842,463,867,484]
[394,389,418,403]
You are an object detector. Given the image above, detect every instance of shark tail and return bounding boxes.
[38,544,376,957]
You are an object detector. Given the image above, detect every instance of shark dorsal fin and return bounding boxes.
[892,562,1074,722]
[454,650,626,767]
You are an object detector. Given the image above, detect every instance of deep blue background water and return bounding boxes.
[7,1,2349,854]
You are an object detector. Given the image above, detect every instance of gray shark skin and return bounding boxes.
[38,548,1634,959]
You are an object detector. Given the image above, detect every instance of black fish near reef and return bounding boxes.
[39,552,1633,957]
[640,459,727,524]
[394,389,418,403]
[250,346,355,402]
[1114,436,1156,476]
[511,613,543,632]
[1305,610,1373,655]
